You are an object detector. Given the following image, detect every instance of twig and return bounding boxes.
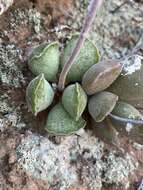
[109,113,143,125]
[58,0,103,91]
[110,0,134,14]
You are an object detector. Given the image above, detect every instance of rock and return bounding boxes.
[0,0,13,15]
[17,130,138,190]
[138,179,143,190]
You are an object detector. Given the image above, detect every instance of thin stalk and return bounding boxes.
[58,0,103,91]
[109,113,143,125]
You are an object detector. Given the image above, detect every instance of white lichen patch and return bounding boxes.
[138,179,143,190]
[9,8,42,34]
[0,99,13,114]
[17,133,78,190]
[123,54,143,76]
[17,130,138,190]
[28,9,41,33]
[126,123,133,133]
[0,0,13,15]
[133,143,143,151]
[5,110,26,130]
[135,83,139,86]
[0,44,25,87]
[0,118,7,132]
[103,152,138,185]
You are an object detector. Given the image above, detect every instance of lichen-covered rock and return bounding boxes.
[138,179,143,190]
[0,0,143,189]
[0,44,25,87]
[17,131,138,190]
[0,0,13,15]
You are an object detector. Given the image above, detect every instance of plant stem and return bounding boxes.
[58,0,103,91]
[109,113,143,125]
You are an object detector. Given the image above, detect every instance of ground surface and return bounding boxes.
[0,0,143,189]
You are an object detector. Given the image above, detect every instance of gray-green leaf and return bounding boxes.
[108,55,143,108]
[62,83,87,121]
[112,101,143,120]
[61,34,100,83]
[82,59,122,95]
[88,91,118,122]
[110,101,143,144]
[28,42,60,82]
[44,103,86,135]
[26,73,54,116]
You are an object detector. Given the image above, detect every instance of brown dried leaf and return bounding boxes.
[82,59,122,95]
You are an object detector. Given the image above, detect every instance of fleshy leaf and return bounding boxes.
[112,101,143,120]
[62,83,87,121]
[108,55,143,108]
[82,59,122,95]
[88,91,118,122]
[110,101,143,144]
[44,103,86,135]
[61,34,100,83]
[28,42,60,82]
[26,74,54,116]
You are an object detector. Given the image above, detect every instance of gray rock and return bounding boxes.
[0,0,13,15]
[17,130,138,190]
[138,179,143,190]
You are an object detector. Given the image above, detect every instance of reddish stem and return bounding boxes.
[58,0,103,91]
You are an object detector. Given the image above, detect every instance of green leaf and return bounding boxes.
[45,103,86,135]
[28,42,60,82]
[112,101,143,120]
[82,59,122,95]
[110,101,143,144]
[108,55,143,108]
[62,83,87,121]
[61,34,100,83]
[26,74,54,116]
[88,91,118,122]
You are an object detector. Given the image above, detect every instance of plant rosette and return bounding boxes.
[26,36,143,145]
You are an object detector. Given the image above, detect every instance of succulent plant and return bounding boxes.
[26,34,143,145]
[109,101,143,144]
[26,73,54,116]
[112,101,143,120]
[28,42,60,82]
[82,59,122,95]
[44,103,86,135]
[108,55,143,108]
[60,35,100,83]
[62,83,87,121]
[88,91,118,122]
